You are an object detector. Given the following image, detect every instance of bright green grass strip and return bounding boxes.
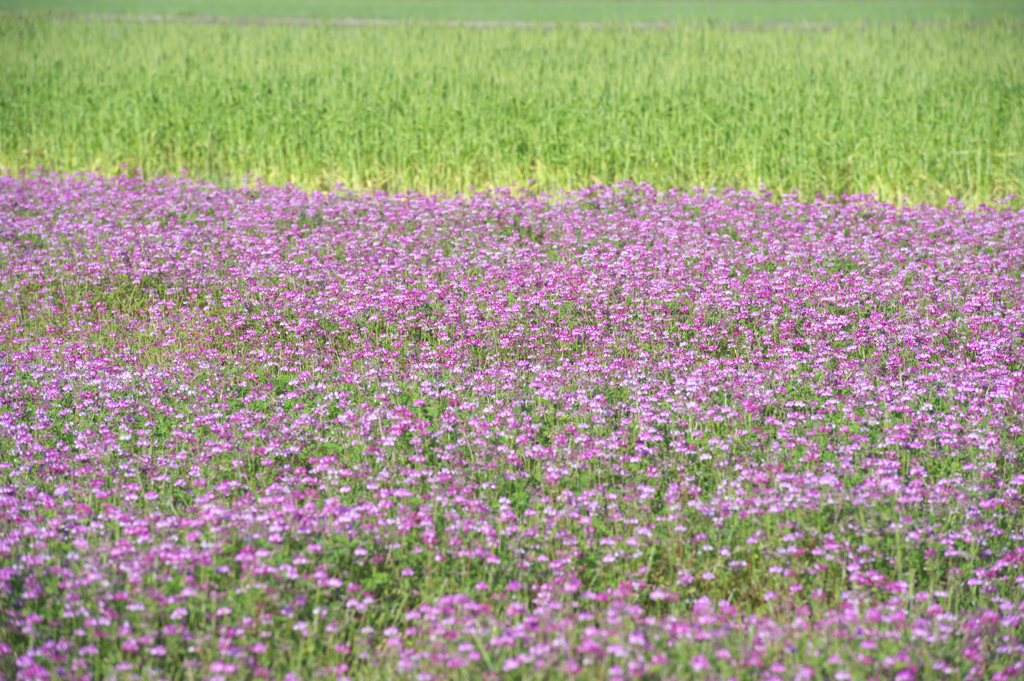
[1,16,1023,205]
[3,0,1024,23]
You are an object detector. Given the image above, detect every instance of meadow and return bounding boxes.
[2,5,1024,681]
[1,173,1023,679]
[1,16,1024,205]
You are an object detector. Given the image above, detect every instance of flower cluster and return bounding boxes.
[1,173,1022,680]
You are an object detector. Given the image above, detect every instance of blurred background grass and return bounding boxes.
[3,0,1024,23]
[1,14,1022,205]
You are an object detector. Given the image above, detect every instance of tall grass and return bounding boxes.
[1,15,1023,204]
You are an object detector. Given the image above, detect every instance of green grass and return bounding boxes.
[1,15,1023,204]
[4,0,1024,23]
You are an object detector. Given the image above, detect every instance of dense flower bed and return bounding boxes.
[1,174,1023,680]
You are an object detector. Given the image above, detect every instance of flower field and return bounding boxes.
[1,172,1023,680]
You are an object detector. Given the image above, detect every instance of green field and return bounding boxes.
[2,15,1023,204]
[4,0,1024,23]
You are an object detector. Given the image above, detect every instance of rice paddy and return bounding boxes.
[1,16,1022,204]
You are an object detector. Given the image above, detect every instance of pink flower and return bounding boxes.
[690,655,710,672]
[649,588,669,601]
